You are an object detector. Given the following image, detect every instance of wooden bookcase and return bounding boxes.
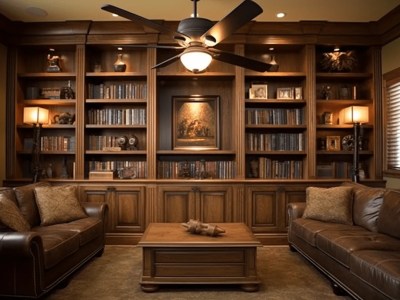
[4,20,387,244]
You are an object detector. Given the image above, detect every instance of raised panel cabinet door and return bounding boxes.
[112,186,146,233]
[245,186,280,233]
[198,186,233,223]
[157,186,196,223]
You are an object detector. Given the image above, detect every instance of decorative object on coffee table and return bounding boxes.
[182,219,225,236]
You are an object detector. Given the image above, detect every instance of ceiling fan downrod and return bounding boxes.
[192,0,198,18]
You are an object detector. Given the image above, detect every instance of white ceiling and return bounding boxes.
[0,0,399,23]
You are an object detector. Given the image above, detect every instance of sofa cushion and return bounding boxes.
[302,186,353,225]
[342,181,385,232]
[350,250,400,300]
[35,217,103,246]
[316,230,400,268]
[0,194,30,232]
[291,218,359,247]
[378,190,400,239]
[14,182,50,227]
[34,185,87,226]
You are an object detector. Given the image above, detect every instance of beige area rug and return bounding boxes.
[45,245,351,300]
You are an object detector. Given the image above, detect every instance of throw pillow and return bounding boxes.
[34,185,87,226]
[14,182,50,227]
[302,186,353,225]
[377,190,400,239]
[0,194,31,231]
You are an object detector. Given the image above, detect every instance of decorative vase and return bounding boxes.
[113,53,126,72]
[268,55,279,72]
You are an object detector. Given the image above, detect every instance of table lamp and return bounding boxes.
[23,107,49,182]
[342,106,369,182]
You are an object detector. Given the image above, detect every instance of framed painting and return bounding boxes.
[173,95,220,150]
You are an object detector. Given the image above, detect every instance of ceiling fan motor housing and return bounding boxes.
[177,18,214,42]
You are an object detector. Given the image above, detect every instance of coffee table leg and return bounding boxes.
[141,284,159,293]
[241,283,259,292]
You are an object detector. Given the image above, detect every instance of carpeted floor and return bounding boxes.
[44,245,352,300]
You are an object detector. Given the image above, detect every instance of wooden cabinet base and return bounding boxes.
[138,223,261,292]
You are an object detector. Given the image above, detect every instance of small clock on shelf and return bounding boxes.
[342,135,354,151]
[117,135,138,150]
[128,135,138,150]
[117,136,128,150]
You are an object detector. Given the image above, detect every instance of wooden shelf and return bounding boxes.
[86,150,146,155]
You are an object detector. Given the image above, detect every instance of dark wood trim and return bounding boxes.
[0,5,399,46]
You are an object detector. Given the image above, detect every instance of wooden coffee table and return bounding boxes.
[138,222,261,292]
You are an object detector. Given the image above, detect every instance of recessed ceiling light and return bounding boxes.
[269,47,275,51]
[117,47,123,51]
[276,12,286,18]
[25,7,48,17]
[112,13,119,17]
[333,46,340,51]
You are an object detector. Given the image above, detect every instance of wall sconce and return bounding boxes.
[342,106,369,182]
[23,107,49,182]
[180,47,212,73]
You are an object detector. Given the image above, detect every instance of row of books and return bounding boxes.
[157,160,236,179]
[88,160,147,178]
[245,108,305,125]
[248,158,303,179]
[88,135,134,150]
[87,82,147,99]
[39,136,75,152]
[87,108,146,125]
[246,133,305,151]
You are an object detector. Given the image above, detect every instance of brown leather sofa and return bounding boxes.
[288,182,400,300]
[0,182,108,299]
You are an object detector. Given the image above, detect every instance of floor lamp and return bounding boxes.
[23,107,49,183]
[343,106,369,183]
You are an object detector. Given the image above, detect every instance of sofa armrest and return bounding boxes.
[0,232,43,257]
[288,202,306,222]
[81,202,108,220]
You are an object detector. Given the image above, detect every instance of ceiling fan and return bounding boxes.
[101,0,272,73]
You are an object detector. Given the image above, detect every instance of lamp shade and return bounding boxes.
[180,48,212,73]
[23,107,49,124]
[342,106,369,124]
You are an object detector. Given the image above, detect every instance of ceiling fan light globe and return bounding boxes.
[180,50,212,73]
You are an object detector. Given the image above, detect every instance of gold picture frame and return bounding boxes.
[276,87,294,99]
[326,136,341,151]
[173,95,220,150]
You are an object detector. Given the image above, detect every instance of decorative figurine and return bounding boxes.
[181,219,226,237]
[127,135,138,150]
[47,54,61,72]
[113,53,126,72]
[60,80,75,99]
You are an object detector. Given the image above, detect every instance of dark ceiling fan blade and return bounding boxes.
[200,0,263,46]
[152,52,182,69]
[101,4,189,42]
[209,48,271,72]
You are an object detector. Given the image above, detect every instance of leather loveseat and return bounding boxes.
[288,182,400,300]
[0,182,108,299]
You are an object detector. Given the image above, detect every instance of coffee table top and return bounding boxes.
[138,223,261,247]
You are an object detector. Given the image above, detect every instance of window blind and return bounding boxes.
[386,80,400,171]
